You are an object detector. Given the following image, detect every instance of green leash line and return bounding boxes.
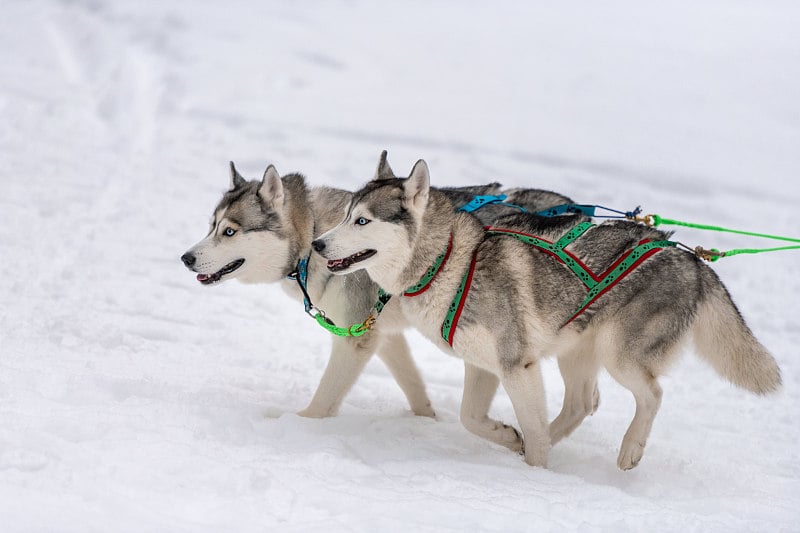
[632,213,800,261]
[721,245,800,257]
[647,214,800,243]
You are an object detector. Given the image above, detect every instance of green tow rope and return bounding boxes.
[634,213,800,261]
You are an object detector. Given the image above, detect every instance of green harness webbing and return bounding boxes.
[440,222,677,345]
[402,236,452,296]
[486,222,598,286]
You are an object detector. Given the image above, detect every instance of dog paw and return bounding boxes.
[297,407,332,419]
[617,441,645,470]
[498,423,524,453]
[412,403,436,418]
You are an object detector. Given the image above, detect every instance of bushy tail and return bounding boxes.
[692,269,781,394]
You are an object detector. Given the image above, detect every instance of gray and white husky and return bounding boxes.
[180,153,572,431]
[312,158,782,470]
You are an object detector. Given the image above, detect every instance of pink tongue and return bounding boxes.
[328,259,345,268]
[197,274,209,282]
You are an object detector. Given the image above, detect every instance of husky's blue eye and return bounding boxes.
[355,217,370,226]
[224,227,236,236]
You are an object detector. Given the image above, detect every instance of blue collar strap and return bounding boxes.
[535,204,642,219]
[287,255,313,313]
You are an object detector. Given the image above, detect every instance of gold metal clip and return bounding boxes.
[631,213,656,226]
[694,246,723,262]
[357,314,377,333]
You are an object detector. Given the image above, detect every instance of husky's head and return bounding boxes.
[181,162,307,285]
[311,152,430,285]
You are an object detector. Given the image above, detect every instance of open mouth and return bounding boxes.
[196,259,245,285]
[326,249,376,273]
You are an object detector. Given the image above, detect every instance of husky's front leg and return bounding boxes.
[298,334,376,418]
[460,363,523,452]
[377,333,435,417]
[502,359,550,467]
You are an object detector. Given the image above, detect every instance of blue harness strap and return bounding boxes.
[459,194,526,213]
[535,204,597,217]
[535,204,642,219]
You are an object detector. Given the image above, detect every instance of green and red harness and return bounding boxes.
[410,221,677,346]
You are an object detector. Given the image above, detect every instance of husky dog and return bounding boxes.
[181,154,573,429]
[312,158,782,469]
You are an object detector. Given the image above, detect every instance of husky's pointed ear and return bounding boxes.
[258,164,284,208]
[229,161,246,190]
[403,159,430,211]
[373,150,396,181]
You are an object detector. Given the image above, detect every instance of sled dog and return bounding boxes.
[181,153,573,429]
[312,158,782,469]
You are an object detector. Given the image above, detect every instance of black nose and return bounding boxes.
[181,252,196,268]
[311,239,326,253]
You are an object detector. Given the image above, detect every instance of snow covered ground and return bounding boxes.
[2,1,799,530]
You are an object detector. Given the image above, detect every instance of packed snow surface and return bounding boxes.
[2,1,799,531]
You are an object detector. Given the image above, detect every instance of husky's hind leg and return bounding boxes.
[460,363,523,452]
[298,334,376,418]
[605,358,662,470]
[377,332,435,417]
[501,360,550,467]
[550,340,600,445]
